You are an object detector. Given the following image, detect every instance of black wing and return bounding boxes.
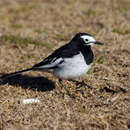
[33,42,80,69]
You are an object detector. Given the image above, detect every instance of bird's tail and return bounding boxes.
[1,67,34,79]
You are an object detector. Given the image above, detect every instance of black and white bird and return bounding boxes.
[2,33,103,97]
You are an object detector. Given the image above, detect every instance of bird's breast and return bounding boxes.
[53,53,91,79]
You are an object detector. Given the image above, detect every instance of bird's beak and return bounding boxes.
[94,41,104,45]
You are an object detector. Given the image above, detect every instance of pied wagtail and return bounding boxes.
[2,33,104,97]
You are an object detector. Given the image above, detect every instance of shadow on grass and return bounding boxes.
[0,74,55,91]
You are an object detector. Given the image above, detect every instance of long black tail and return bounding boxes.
[1,67,34,79]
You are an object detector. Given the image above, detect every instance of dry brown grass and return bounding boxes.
[0,0,130,129]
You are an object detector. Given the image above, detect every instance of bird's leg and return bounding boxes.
[68,79,92,99]
[59,79,75,99]
[68,79,86,87]
[68,79,92,89]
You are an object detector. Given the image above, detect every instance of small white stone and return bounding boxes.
[20,98,40,104]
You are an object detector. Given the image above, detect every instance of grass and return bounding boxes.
[85,9,96,16]
[113,28,130,35]
[0,0,129,129]
[34,27,49,34]
[20,55,38,60]
[1,35,53,49]
[56,34,65,40]
[118,3,130,13]
[11,24,23,29]
[9,4,41,14]
[34,29,43,34]
[87,69,93,74]
[77,108,89,113]
[96,56,105,64]
[1,35,42,46]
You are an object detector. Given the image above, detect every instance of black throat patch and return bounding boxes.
[80,45,94,65]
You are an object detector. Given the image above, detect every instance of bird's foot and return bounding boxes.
[59,79,75,99]
[68,79,92,89]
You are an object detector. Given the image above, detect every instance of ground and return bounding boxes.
[0,0,130,129]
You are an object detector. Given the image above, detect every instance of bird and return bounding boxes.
[2,33,104,98]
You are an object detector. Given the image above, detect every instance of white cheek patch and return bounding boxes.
[80,35,96,46]
[80,36,90,43]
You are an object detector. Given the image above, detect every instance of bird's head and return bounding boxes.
[72,33,104,47]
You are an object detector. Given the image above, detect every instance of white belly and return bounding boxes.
[53,53,91,79]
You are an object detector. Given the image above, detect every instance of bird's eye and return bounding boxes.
[85,39,88,42]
